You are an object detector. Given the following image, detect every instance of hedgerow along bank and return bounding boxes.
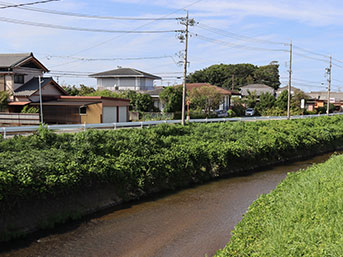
[1,115,343,240]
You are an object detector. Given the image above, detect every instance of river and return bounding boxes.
[0,152,337,257]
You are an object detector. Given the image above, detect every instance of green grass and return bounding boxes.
[214,154,343,257]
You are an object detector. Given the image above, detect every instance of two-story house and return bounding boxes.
[89,67,162,92]
[0,52,67,103]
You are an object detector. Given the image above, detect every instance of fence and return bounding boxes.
[0,113,40,126]
[1,113,342,139]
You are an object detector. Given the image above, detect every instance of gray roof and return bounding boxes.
[0,53,32,68]
[89,68,162,80]
[241,84,274,89]
[145,87,165,96]
[14,77,54,96]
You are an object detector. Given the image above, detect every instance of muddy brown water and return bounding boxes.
[0,152,338,257]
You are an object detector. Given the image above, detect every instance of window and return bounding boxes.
[14,74,24,84]
[79,106,87,115]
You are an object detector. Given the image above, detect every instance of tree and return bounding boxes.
[275,90,288,111]
[160,86,183,113]
[62,85,80,96]
[253,63,280,89]
[78,84,96,95]
[245,91,258,108]
[256,92,275,114]
[189,86,223,115]
[291,89,309,110]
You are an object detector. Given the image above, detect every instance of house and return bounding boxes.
[240,84,275,97]
[89,67,162,92]
[0,53,130,124]
[276,86,301,97]
[306,91,343,112]
[145,86,165,110]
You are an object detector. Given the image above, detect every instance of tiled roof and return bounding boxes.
[0,53,32,68]
[14,77,54,96]
[89,68,161,79]
[145,87,165,96]
[241,84,274,89]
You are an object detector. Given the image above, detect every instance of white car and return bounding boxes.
[245,108,255,116]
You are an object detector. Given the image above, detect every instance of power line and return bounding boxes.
[0,0,180,20]
[46,55,175,61]
[67,0,203,56]
[293,45,329,58]
[194,33,288,52]
[0,0,58,9]
[0,16,182,33]
[196,23,285,45]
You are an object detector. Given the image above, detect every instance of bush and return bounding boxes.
[227,109,236,117]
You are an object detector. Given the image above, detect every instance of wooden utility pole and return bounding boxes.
[38,76,44,124]
[232,74,235,90]
[287,41,293,119]
[181,11,189,126]
[327,56,332,116]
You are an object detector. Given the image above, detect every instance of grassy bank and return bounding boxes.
[1,116,343,240]
[214,154,343,257]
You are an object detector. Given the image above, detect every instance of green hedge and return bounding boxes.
[1,116,343,209]
[214,153,343,257]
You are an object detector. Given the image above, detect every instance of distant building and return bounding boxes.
[276,86,301,97]
[89,67,161,92]
[240,84,275,97]
[145,86,165,111]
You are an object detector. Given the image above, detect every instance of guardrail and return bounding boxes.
[1,113,342,139]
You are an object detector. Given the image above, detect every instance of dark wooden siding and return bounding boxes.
[43,106,81,124]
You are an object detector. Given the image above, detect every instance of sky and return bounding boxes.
[1,0,343,92]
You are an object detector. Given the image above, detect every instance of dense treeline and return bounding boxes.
[1,116,343,211]
[186,63,280,90]
[214,154,343,257]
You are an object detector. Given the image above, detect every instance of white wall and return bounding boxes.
[103,107,117,123]
[118,106,127,122]
[97,77,155,91]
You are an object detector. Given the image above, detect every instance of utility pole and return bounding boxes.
[38,76,44,124]
[327,56,332,116]
[180,11,190,126]
[232,74,235,91]
[287,41,293,119]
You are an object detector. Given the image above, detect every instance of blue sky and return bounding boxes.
[1,0,343,92]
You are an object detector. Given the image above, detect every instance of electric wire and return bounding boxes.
[0,16,182,33]
[0,0,180,20]
[0,0,58,9]
[196,23,285,45]
[194,33,288,52]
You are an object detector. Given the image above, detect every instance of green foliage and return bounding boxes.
[227,109,236,117]
[0,91,10,111]
[245,91,258,108]
[62,85,95,96]
[189,86,223,115]
[231,100,245,117]
[253,63,280,89]
[160,86,183,113]
[214,154,343,257]
[1,115,343,213]
[186,63,280,90]
[275,90,288,111]
[318,103,335,114]
[21,105,39,114]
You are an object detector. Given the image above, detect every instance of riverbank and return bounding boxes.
[214,153,343,257]
[1,116,343,241]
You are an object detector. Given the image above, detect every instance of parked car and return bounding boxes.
[215,109,228,117]
[245,108,255,116]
